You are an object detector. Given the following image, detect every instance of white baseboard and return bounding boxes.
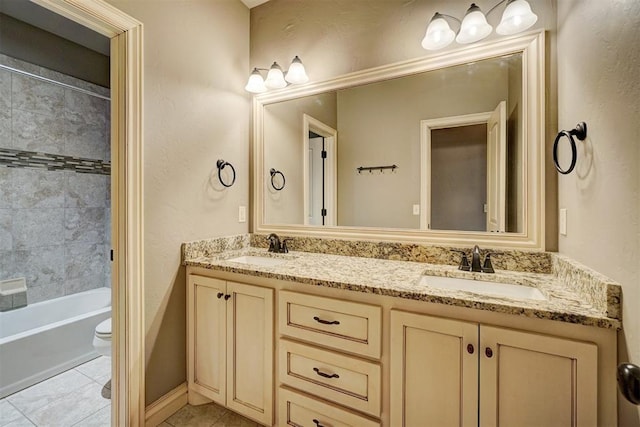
[145,382,188,427]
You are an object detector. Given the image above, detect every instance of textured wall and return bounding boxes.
[556,0,640,423]
[105,0,250,405]
[0,55,111,304]
[336,60,509,229]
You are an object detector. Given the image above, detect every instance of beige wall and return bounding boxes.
[556,0,640,423]
[336,62,509,229]
[106,0,250,405]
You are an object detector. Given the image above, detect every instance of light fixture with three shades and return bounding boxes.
[422,0,538,51]
[245,56,309,94]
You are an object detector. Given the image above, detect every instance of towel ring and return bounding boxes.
[553,122,587,175]
[270,168,285,191]
[216,159,236,188]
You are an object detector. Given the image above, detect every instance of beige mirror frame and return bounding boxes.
[253,31,545,250]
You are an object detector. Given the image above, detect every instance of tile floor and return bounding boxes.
[0,356,111,427]
[161,403,260,427]
[0,357,259,427]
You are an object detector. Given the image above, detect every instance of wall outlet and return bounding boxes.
[412,204,420,215]
[559,208,567,236]
[238,206,247,223]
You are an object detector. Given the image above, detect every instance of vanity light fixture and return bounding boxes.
[421,0,538,50]
[245,56,309,93]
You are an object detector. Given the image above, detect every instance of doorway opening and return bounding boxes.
[303,114,337,226]
[420,101,507,232]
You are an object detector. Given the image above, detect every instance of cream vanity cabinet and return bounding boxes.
[390,310,598,427]
[277,291,383,427]
[187,274,274,425]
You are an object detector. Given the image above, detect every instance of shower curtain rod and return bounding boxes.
[0,63,110,101]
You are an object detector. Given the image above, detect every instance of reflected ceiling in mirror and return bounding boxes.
[253,32,545,250]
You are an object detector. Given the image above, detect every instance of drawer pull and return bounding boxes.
[313,367,339,379]
[313,316,340,325]
[312,419,325,427]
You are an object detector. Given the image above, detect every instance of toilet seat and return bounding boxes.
[93,318,112,358]
[95,318,111,339]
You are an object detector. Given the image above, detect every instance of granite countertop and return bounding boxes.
[184,242,621,330]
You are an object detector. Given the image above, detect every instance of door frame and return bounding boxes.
[302,114,337,226]
[31,0,145,425]
[420,111,492,230]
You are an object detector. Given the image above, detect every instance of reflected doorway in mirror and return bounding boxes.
[303,114,337,226]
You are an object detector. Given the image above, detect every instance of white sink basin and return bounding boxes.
[420,275,546,301]
[226,255,288,267]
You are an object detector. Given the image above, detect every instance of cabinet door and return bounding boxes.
[187,275,226,405]
[390,310,479,427]
[226,281,274,426]
[479,326,597,427]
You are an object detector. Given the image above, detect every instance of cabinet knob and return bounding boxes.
[485,347,493,358]
[467,344,474,354]
[217,292,224,299]
[312,419,325,427]
[224,294,231,300]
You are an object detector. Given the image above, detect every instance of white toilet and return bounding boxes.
[93,318,112,357]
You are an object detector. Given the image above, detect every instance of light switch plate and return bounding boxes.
[238,206,247,223]
[412,204,420,215]
[559,208,567,236]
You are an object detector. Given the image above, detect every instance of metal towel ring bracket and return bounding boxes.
[553,122,587,175]
[216,159,236,188]
[270,168,285,191]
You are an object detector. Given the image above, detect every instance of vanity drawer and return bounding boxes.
[279,291,381,359]
[278,387,380,427]
[279,339,381,417]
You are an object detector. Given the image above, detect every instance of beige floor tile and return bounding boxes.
[165,403,227,427]
[72,405,110,427]
[0,400,34,426]
[6,370,93,415]
[211,411,259,427]
[74,357,111,383]
[27,382,109,427]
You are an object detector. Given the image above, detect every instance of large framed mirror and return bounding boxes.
[253,31,545,250]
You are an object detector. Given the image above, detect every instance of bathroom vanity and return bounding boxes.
[183,235,620,427]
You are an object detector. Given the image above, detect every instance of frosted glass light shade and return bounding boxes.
[421,13,456,50]
[456,3,493,44]
[244,68,267,93]
[285,56,309,84]
[496,0,538,35]
[265,62,287,89]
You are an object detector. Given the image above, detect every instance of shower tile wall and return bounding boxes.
[0,55,111,304]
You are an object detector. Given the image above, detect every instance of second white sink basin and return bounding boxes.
[420,275,546,301]
[226,255,289,267]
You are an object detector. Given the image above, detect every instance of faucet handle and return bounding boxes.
[452,250,471,271]
[281,238,292,254]
[482,253,495,273]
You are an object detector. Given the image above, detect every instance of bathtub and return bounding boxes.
[0,287,111,398]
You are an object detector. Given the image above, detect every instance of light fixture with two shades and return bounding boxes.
[245,56,309,94]
[422,0,538,51]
